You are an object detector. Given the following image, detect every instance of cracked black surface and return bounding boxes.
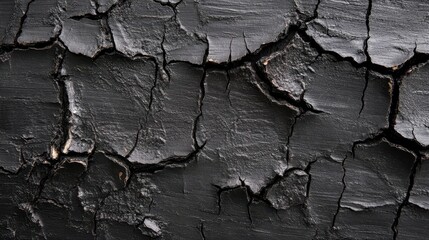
[2,0,429,239]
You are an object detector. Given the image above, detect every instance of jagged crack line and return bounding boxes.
[391,154,421,239]
[331,155,347,228]
[14,0,36,44]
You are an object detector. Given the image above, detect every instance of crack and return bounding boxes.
[359,69,369,116]
[299,0,321,22]
[359,0,372,116]
[199,221,207,240]
[124,57,159,159]
[304,159,318,199]
[124,120,143,159]
[246,199,253,225]
[228,38,233,65]
[364,0,372,65]
[225,69,233,107]
[391,153,421,239]
[252,61,322,114]
[213,184,244,215]
[127,140,206,174]
[14,0,36,45]
[257,167,307,203]
[160,24,171,82]
[148,198,154,213]
[331,154,347,228]
[52,47,69,160]
[313,0,321,20]
[30,160,61,206]
[237,177,254,224]
[286,112,304,168]
[242,32,251,55]
[191,46,209,149]
[38,197,69,209]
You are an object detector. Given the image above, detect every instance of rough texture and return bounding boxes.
[1,0,429,239]
[395,63,429,147]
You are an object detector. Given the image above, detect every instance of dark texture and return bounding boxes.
[1,0,429,239]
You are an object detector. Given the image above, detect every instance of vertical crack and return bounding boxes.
[199,222,207,240]
[14,0,36,45]
[359,70,369,116]
[360,0,372,116]
[191,45,209,149]
[391,153,421,239]
[331,155,347,228]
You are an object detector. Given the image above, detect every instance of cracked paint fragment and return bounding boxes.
[108,0,174,58]
[369,0,429,68]
[164,21,207,65]
[17,0,61,45]
[176,0,300,63]
[0,0,31,45]
[60,18,113,58]
[62,53,155,156]
[271,35,393,168]
[155,0,182,5]
[128,62,202,164]
[265,170,308,210]
[334,139,415,239]
[0,48,61,172]
[395,63,429,147]
[306,0,368,63]
[197,64,299,193]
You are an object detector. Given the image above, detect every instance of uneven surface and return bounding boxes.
[1,0,429,239]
